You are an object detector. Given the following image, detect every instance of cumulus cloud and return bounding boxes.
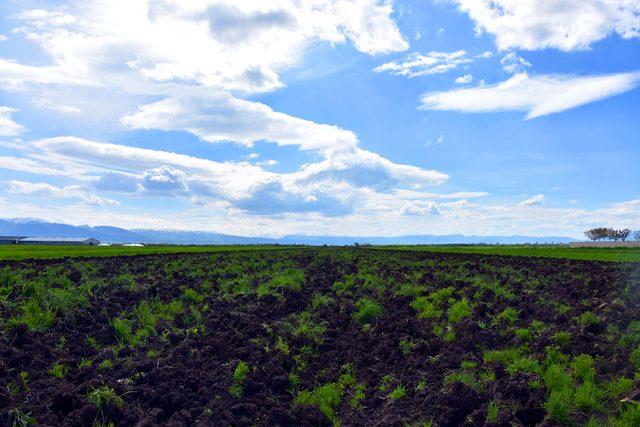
[0,106,25,136]
[374,50,471,78]
[234,180,353,216]
[14,137,447,217]
[141,166,189,193]
[4,180,119,206]
[420,72,640,119]
[399,201,441,216]
[452,0,640,51]
[455,74,473,84]
[519,194,546,206]
[294,147,449,191]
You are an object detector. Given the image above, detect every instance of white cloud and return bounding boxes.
[120,92,358,152]
[4,180,119,206]
[500,52,531,74]
[293,146,449,191]
[32,99,83,115]
[399,201,441,216]
[374,50,472,78]
[0,156,78,177]
[421,72,640,119]
[14,9,77,28]
[425,135,445,147]
[0,35,8,42]
[519,194,546,206]
[0,59,98,90]
[452,0,640,51]
[14,137,448,217]
[455,74,473,84]
[4,0,407,94]
[0,106,25,136]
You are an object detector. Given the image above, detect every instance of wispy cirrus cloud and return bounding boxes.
[0,106,25,136]
[4,180,119,206]
[374,50,472,78]
[420,72,640,119]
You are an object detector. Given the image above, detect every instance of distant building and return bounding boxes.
[0,236,27,244]
[17,237,100,246]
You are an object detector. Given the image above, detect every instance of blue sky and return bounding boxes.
[0,0,638,237]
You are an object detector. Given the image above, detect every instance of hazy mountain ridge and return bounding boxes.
[0,218,578,245]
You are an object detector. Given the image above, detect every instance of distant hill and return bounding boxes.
[0,218,579,245]
[131,229,276,245]
[0,218,146,243]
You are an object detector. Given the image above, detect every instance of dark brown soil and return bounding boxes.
[0,249,639,426]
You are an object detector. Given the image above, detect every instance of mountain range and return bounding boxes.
[0,218,579,245]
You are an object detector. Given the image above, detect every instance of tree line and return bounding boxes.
[584,228,640,242]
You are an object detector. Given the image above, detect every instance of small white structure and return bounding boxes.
[18,237,100,246]
[0,236,26,244]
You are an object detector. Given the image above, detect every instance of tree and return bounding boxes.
[606,228,620,241]
[584,227,632,242]
[584,229,598,242]
[618,229,631,242]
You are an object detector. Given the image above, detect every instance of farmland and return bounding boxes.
[1,243,640,262]
[1,248,640,426]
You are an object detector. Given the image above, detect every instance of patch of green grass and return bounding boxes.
[7,408,36,427]
[275,336,290,355]
[373,245,640,263]
[553,331,572,346]
[575,311,601,327]
[630,346,640,369]
[399,340,415,355]
[494,307,518,325]
[447,298,472,323]
[603,377,634,399]
[610,402,640,426]
[181,287,205,304]
[483,347,541,375]
[353,298,384,324]
[378,374,395,392]
[486,400,500,423]
[570,354,596,383]
[99,359,113,370]
[9,299,54,331]
[389,385,406,399]
[515,328,532,342]
[410,296,442,320]
[0,245,295,261]
[574,382,603,411]
[443,371,481,391]
[229,361,250,398]
[295,382,342,425]
[111,317,136,347]
[78,358,93,369]
[87,386,124,409]
[287,311,327,344]
[48,363,67,379]
[544,388,575,425]
[543,365,573,392]
[310,293,334,310]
